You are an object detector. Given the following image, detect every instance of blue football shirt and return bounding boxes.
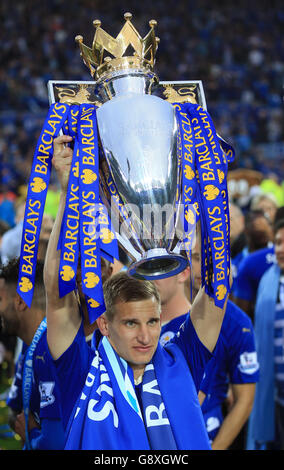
[233,246,276,302]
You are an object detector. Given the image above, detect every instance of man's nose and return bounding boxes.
[137,325,151,344]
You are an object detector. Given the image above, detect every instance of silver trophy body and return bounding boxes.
[96,70,188,279]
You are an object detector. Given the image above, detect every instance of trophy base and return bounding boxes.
[127,248,188,281]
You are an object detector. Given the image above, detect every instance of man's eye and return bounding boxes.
[149,319,159,325]
[125,321,135,327]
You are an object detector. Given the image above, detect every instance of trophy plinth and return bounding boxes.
[128,249,188,280]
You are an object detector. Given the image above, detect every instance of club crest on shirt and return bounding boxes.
[39,381,55,408]
[238,351,259,375]
[160,331,175,346]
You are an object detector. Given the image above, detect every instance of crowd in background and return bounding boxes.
[0,0,283,201]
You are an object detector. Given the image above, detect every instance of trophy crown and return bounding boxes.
[75,12,159,79]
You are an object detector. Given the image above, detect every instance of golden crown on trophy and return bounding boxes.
[75,12,159,79]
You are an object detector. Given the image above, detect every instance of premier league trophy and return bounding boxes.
[17,13,233,322]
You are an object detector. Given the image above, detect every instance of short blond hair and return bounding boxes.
[103,272,160,321]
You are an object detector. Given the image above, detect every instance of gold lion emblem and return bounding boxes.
[81,169,97,184]
[19,277,33,293]
[163,85,197,104]
[84,272,100,288]
[55,85,101,106]
[216,284,227,300]
[203,185,220,201]
[30,177,46,193]
[88,298,100,308]
[100,228,114,244]
[72,161,79,178]
[217,169,225,184]
[184,165,195,180]
[60,265,75,281]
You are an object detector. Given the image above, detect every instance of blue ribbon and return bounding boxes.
[22,318,47,450]
[17,103,69,307]
[58,105,80,297]
[176,103,231,308]
[77,104,106,322]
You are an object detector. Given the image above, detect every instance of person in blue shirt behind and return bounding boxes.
[233,244,276,322]
[231,209,274,306]
[192,239,259,449]
[156,236,259,450]
[154,265,191,347]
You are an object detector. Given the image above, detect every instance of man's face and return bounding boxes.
[247,215,273,249]
[191,245,202,292]
[153,276,178,305]
[275,227,284,270]
[256,199,277,223]
[103,297,161,377]
[0,281,18,336]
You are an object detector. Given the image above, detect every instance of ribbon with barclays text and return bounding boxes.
[17,102,119,323]
[17,103,69,307]
[175,103,231,308]
[77,104,106,321]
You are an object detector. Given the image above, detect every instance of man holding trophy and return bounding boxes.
[17,13,233,449]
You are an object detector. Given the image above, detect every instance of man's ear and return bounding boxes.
[96,314,109,337]
[178,266,191,284]
[14,292,28,312]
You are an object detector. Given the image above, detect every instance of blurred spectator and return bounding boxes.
[250,192,279,223]
[1,199,25,266]
[0,219,10,266]
[231,209,274,291]
[247,218,284,449]
[229,202,246,260]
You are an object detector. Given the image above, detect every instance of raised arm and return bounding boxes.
[190,231,231,352]
[190,286,228,353]
[44,135,81,359]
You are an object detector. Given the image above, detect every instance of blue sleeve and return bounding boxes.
[199,356,217,394]
[170,315,213,390]
[228,319,259,384]
[233,258,254,301]
[29,418,66,450]
[51,321,93,428]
